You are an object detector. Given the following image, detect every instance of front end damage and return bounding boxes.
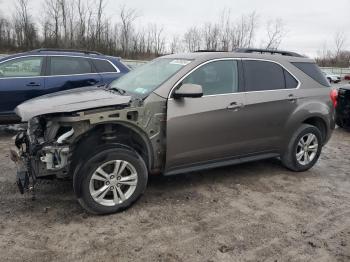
[11,93,166,196]
[11,118,77,194]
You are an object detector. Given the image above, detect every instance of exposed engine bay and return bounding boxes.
[11,92,167,195]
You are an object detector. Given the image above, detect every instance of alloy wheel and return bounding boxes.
[89,160,138,206]
[296,133,319,165]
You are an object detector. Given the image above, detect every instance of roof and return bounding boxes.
[163,51,314,63]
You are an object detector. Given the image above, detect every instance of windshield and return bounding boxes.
[109,58,191,96]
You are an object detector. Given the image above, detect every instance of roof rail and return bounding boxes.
[31,48,103,55]
[235,48,304,57]
[194,50,226,53]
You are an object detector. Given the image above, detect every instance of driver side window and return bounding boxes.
[182,60,238,96]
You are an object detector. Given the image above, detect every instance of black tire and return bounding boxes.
[74,147,148,215]
[281,124,323,172]
[336,117,344,128]
[327,77,332,83]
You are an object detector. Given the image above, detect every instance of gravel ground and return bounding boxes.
[0,128,349,262]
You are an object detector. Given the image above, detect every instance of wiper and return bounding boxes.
[108,86,126,95]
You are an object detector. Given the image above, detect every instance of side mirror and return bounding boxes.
[173,83,203,99]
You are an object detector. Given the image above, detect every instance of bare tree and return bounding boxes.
[119,5,138,57]
[149,23,165,55]
[95,0,106,45]
[76,0,86,44]
[13,0,37,48]
[202,23,220,50]
[334,31,346,58]
[44,0,61,46]
[264,18,286,50]
[219,8,231,51]
[169,35,180,54]
[184,26,201,52]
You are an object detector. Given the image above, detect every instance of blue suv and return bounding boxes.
[0,49,130,123]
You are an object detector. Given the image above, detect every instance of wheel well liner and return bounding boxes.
[302,117,328,143]
[69,123,153,176]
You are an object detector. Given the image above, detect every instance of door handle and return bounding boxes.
[227,102,244,111]
[288,94,297,103]
[26,82,41,87]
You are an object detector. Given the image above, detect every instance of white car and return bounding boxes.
[323,71,341,83]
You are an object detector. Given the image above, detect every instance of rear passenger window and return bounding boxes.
[93,59,118,73]
[292,62,330,87]
[50,57,93,75]
[182,60,239,96]
[243,60,286,91]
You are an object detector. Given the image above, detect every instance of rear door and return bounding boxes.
[45,56,102,93]
[0,56,45,116]
[242,59,299,152]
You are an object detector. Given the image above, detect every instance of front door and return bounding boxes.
[166,59,249,172]
[0,56,45,116]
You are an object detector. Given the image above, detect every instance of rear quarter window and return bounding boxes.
[292,62,330,87]
[92,59,118,73]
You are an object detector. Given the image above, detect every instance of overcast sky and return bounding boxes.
[2,0,350,57]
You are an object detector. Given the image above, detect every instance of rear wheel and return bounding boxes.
[75,147,148,215]
[281,124,323,172]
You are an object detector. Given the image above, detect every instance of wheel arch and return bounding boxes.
[70,121,154,176]
[301,116,328,143]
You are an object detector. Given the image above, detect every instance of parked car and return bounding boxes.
[12,48,335,214]
[0,49,130,123]
[344,74,350,81]
[323,71,341,83]
[334,85,350,129]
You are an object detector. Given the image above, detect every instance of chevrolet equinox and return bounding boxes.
[11,49,335,214]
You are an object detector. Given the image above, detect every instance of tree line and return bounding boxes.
[316,32,350,68]
[0,0,348,66]
[0,0,167,59]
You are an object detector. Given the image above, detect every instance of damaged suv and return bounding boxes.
[12,49,335,214]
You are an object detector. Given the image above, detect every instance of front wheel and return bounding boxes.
[75,147,148,215]
[281,124,323,172]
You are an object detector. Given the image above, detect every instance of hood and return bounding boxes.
[15,86,132,121]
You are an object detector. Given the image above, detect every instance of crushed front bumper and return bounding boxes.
[10,131,34,194]
[14,154,30,194]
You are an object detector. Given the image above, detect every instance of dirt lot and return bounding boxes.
[0,128,349,262]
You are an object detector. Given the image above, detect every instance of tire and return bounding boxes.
[74,147,148,215]
[336,117,344,128]
[281,124,323,172]
[327,78,332,83]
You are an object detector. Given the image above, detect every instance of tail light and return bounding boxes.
[330,89,338,108]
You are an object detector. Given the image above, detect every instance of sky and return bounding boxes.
[2,0,350,58]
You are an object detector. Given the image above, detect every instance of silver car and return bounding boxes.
[12,49,335,214]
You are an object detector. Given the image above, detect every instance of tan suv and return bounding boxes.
[12,49,335,214]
